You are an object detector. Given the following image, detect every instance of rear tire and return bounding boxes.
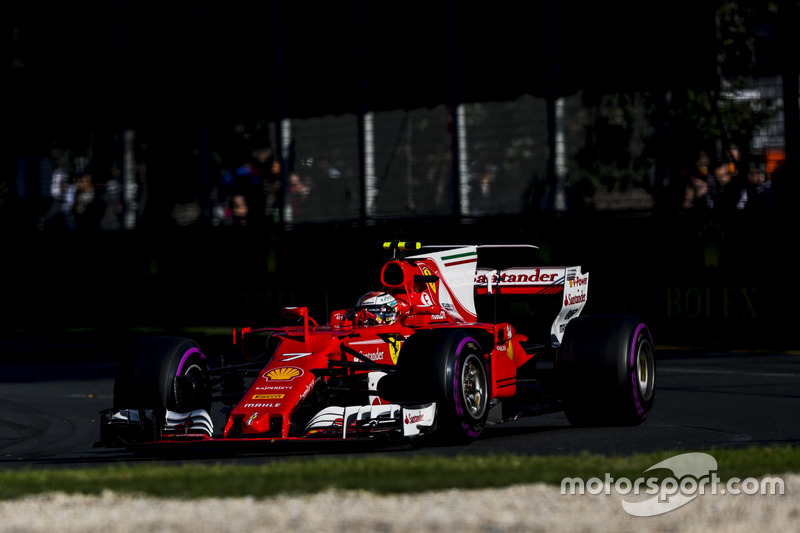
[559,314,655,426]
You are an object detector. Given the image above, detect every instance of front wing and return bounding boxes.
[99,402,437,449]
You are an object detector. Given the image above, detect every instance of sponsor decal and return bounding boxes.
[495,343,514,360]
[405,413,425,424]
[251,394,285,400]
[569,275,588,288]
[361,349,384,361]
[254,385,292,391]
[263,367,303,381]
[243,402,282,408]
[475,268,561,285]
[299,380,315,404]
[421,266,437,293]
[665,286,758,320]
[564,292,587,306]
[389,337,403,364]
[563,273,588,307]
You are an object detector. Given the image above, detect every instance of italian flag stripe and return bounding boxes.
[442,251,478,267]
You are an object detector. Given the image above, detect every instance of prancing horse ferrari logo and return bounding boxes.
[387,335,404,365]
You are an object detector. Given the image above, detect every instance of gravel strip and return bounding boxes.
[0,475,795,532]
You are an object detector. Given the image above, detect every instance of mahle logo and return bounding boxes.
[561,452,785,517]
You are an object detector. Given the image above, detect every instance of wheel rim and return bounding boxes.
[635,339,655,401]
[182,362,205,379]
[461,353,487,419]
[172,352,210,411]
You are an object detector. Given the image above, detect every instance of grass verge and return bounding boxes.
[0,445,797,500]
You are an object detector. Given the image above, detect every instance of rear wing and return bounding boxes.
[402,243,588,343]
[475,265,589,343]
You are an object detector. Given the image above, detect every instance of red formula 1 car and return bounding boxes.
[99,242,656,452]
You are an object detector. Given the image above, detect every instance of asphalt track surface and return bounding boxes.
[1,339,799,469]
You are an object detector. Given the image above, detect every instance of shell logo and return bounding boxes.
[263,367,303,381]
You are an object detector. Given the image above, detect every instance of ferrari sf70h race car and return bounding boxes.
[99,242,656,452]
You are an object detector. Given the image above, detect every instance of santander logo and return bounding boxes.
[405,413,424,424]
[565,292,587,306]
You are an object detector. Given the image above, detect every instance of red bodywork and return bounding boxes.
[218,245,582,441]
[102,243,590,447]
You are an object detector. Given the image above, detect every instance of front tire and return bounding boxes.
[559,314,655,426]
[442,346,490,440]
[113,336,212,418]
[380,330,490,442]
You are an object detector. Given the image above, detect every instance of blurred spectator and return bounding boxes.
[469,161,498,216]
[31,142,149,232]
[38,148,73,230]
[73,170,99,230]
[726,143,741,179]
[706,156,740,214]
[287,172,312,221]
[230,145,280,226]
[230,193,249,227]
[682,150,712,211]
[99,163,124,230]
[737,164,775,213]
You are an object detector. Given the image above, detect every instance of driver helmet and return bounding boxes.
[356,291,399,325]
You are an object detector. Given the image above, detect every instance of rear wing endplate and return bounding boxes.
[474,266,589,343]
